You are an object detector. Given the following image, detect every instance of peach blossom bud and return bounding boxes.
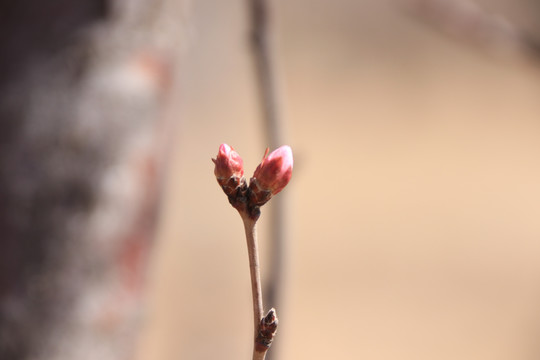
[212,143,244,180]
[252,145,293,195]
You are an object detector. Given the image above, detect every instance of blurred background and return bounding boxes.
[1,0,540,360]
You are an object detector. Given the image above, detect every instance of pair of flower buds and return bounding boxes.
[213,144,293,213]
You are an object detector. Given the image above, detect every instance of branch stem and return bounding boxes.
[241,213,277,360]
[241,214,264,335]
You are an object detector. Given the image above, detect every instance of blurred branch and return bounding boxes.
[402,0,540,62]
[247,5,288,359]
[249,0,283,144]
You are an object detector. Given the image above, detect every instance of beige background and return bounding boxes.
[137,1,540,359]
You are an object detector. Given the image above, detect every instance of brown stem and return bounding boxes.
[241,213,278,360]
[242,215,264,334]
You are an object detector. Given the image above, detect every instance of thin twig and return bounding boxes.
[241,214,264,335]
[241,213,278,360]
[214,144,286,358]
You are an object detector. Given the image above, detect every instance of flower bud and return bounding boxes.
[252,145,293,195]
[213,143,244,180]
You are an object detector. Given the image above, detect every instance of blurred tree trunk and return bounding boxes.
[0,1,181,359]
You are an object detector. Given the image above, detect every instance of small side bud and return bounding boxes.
[255,308,279,351]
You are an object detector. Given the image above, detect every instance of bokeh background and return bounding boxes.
[1,0,540,360]
[136,1,540,360]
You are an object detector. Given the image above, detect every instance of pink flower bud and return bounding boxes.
[212,143,244,180]
[252,145,293,195]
